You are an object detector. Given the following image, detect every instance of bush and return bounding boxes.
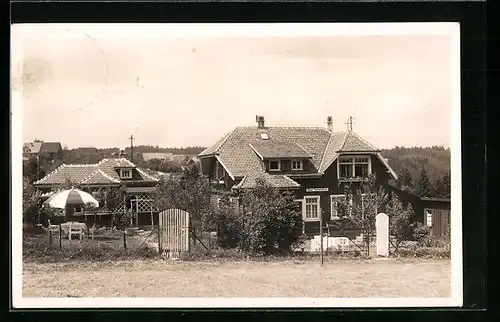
[210,178,304,255]
[23,234,158,263]
[396,246,450,259]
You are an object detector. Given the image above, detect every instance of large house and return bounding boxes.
[198,116,399,237]
[33,158,160,226]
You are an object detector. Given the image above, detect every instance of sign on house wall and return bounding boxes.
[306,188,329,192]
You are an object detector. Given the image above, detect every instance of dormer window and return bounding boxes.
[269,160,281,171]
[291,159,303,171]
[338,155,371,179]
[260,133,269,140]
[120,169,132,179]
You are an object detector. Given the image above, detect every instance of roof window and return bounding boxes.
[260,133,269,140]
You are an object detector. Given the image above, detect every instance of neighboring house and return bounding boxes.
[198,115,398,238]
[33,158,160,226]
[388,185,451,238]
[23,140,43,161]
[23,140,63,165]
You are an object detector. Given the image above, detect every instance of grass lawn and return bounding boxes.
[23,258,450,298]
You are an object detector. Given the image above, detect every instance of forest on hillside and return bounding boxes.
[381,146,451,199]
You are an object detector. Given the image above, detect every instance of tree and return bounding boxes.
[154,166,212,238]
[104,184,128,230]
[332,174,391,255]
[385,194,414,251]
[23,178,41,226]
[397,168,414,193]
[441,171,451,199]
[212,178,304,254]
[417,168,432,197]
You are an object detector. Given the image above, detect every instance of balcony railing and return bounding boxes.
[338,176,370,183]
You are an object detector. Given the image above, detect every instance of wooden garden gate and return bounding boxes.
[158,209,190,258]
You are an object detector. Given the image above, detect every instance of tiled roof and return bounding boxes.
[318,131,347,173]
[34,158,158,186]
[40,142,62,154]
[249,141,312,159]
[340,131,379,152]
[234,172,301,190]
[23,142,43,154]
[80,169,121,185]
[200,126,391,188]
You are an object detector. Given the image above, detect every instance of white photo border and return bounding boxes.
[10,22,462,308]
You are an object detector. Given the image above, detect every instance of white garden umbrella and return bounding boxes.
[43,188,99,209]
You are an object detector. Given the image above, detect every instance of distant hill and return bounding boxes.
[381,146,451,198]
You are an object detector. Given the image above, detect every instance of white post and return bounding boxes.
[375,213,389,257]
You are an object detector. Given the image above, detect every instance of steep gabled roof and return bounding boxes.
[249,141,312,160]
[40,142,62,154]
[200,125,396,186]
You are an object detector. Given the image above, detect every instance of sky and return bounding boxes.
[13,24,456,150]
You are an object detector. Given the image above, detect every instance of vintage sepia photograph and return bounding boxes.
[11,23,461,308]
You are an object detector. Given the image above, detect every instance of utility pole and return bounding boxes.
[36,154,40,180]
[319,207,324,266]
[129,135,134,162]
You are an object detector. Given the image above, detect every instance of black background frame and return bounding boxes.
[7,0,488,320]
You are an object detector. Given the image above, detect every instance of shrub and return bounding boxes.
[396,246,450,259]
[210,178,304,255]
[23,234,158,263]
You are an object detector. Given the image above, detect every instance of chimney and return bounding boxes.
[326,116,333,132]
[256,115,265,129]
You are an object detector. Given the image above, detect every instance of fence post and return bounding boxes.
[59,223,62,249]
[49,230,52,246]
[157,220,162,254]
[123,231,127,251]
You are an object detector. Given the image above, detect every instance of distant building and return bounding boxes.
[142,152,189,164]
[23,140,63,164]
[142,152,173,161]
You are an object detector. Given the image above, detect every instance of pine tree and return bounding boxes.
[418,168,432,197]
[397,168,414,193]
[441,171,451,199]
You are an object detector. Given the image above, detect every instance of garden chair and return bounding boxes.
[47,220,59,233]
[68,225,83,241]
[87,224,96,240]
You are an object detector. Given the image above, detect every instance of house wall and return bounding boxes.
[294,154,391,237]
[263,158,316,173]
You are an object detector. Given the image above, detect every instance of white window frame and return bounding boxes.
[120,169,132,179]
[303,195,320,222]
[426,210,433,227]
[337,155,372,179]
[291,159,303,171]
[73,206,83,216]
[294,199,305,233]
[330,195,346,220]
[216,198,222,209]
[268,159,281,172]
